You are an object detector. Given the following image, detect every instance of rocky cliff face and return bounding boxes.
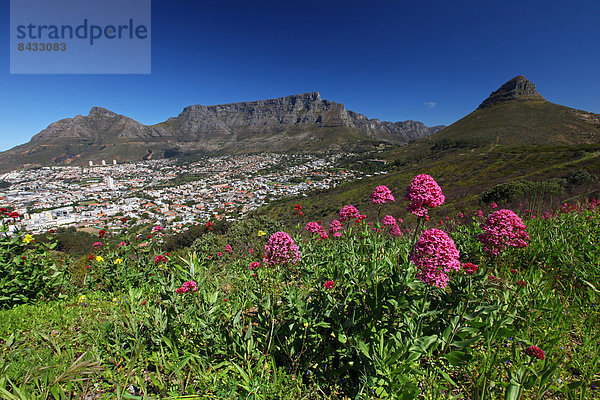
[159,92,442,141]
[0,92,444,170]
[30,107,170,144]
[478,75,545,109]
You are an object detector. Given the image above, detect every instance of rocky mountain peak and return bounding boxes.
[478,75,545,109]
[88,107,119,118]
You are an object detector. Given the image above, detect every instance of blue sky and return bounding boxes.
[1,0,599,152]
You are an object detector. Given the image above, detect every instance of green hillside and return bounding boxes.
[431,100,600,147]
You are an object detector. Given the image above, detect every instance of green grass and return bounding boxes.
[1,199,600,398]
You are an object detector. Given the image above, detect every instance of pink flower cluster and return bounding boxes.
[382,215,397,226]
[154,254,166,263]
[405,174,445,217]
[249,261,260,270]
[225,244,233,253]
[152,225,163,233]
[477,209,529,256]
[381,215,402,237]
[323,280,335,289]
[329,220,343,237]
[339,205,360,222]
[305,222,329,239]
[409,228,460,288]
[263,231,302,267]
[175,280,197,294]
[524,345,545,360]
[370,185,395,204]
[462,263,478,275]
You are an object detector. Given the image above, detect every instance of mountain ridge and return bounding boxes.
[0,92,444,171]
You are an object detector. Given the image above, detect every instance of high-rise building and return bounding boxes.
[105,176,115,190]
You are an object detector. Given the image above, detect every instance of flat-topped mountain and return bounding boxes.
[158,92,441,142]
[0,92,443,171]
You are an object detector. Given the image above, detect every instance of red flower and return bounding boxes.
[154,254,166,263]
[323,280,335,289]
[98,230,106,238]
[510,269,518,274]
[141,301,147,306]
[88,254,95,260]
[525,345,545,360]
[516,280,527,287]
[462,263,478,275]
[147,234,153,239]
[120,217,128,223]
[8,211,20,219]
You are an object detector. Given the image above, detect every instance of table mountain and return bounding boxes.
[0,92,443,171]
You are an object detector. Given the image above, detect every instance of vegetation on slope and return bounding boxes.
[1,179,599,399]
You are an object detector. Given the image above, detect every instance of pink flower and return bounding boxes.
[489,203,498,209]
[525,345,545,360]
[458,212,464,218]
[370,185,395,204]
[119,241,126,247]
[225,244,233,253]
[249,248,254,254]
[339,205,360,222]
[323,280,335,289]
[389,224,402,237]
[305,221,323,234]
[92,242,102,248]
[319,230,329,240]
[217,251,223,257]
[477,209,529,256]
[332,231,342,238]
[410,229,460,288]
[263,232,302,267]
[329,219,343,234]
[397,218,403,224]
[405,174,445,216]
[462,263,478,275]
[382,215,397,226]
[154,254,166,263]
[249,261,260,270]
[152,225,163,232]
[176,280,198,294]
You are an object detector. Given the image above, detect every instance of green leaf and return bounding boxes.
[451,336,479,349]
[444,351,472,366]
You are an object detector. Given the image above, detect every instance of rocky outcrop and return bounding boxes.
[160,92,443,141]
[478,75,545,109]
[30,107,170,144]
[0,92,444,170]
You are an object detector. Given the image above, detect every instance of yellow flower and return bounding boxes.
[114,258,122,265]
[95,256,104,262]
[258,230,267,237]
[78,295,87,304]
[304,322,309,329]
[22,234,34,244]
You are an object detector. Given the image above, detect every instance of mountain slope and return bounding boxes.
[253,76,600,222]
[429,76,600,147]
[0,92,443,171]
